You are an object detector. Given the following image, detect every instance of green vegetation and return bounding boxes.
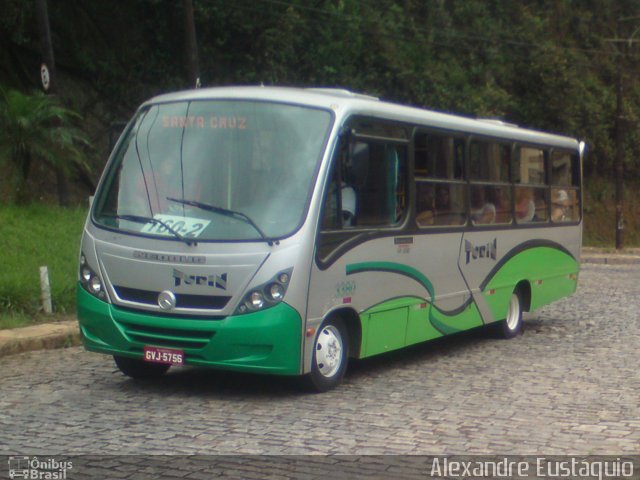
[2,2,640,218]
[0,88,89,206]
[0,205,86,328]
[2,1,640,184]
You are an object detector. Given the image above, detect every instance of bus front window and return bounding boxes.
[94,101,332,241]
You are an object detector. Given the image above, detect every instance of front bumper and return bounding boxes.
[77,284,302,375]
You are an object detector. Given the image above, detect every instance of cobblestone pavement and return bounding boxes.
[1,264,638,459]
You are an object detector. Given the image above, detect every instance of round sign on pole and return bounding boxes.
[40,63,50,92]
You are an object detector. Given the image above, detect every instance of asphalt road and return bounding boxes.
[1,264,638,466]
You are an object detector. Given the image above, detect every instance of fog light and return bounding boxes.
[89,276,102,294]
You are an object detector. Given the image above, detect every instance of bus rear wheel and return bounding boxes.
[304,317,349,392]
[114,355,170,379]
[495,290,523,339]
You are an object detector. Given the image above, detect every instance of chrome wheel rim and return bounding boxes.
[315,325,343,378]
[506,293,520,331]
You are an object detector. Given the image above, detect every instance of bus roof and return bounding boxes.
[144,86,580,150]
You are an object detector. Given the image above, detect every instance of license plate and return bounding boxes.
[143,346,184,366]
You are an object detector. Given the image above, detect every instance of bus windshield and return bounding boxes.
[93,100,332,241]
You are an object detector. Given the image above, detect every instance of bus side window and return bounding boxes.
[351,142,406,226]
[323,139,407,230]
[514,146,548,224]
[318,138,357,260]
[550,150,580,223]
[414,131,466,228]
[320,145,347,230]
[318,135,408,260]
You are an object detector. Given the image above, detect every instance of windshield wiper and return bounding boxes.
[106,214,197,246]
[166,197,273,245]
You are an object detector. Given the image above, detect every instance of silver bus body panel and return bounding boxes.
[82,220,317,321]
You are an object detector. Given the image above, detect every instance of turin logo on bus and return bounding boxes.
[464,239,497,264]
[172,268,228,290]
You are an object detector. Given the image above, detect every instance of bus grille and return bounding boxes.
[114,286,230,310]
[117,321,215,350]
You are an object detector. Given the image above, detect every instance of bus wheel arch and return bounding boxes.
[516,280,532,312]
[332,307,362,359]
[303,309,359,392]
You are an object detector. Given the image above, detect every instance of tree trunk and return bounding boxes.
[55,167,70,207]
[36,0,71,207]
[183,0,200,88]
[35,0,56,93]
[15,151,32,205]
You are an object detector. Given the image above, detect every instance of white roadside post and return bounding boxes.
[39,266,53,314]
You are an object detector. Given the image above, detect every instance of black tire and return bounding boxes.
[303,317,349,393]
[495,290,523,339]
[114,355,170,379]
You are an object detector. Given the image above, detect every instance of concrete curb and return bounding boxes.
[581,255,640,265]
[0,320,81,358]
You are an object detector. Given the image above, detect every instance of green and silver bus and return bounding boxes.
[78,87,583,391]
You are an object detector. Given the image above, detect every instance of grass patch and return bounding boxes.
[0,311,37,330]
[0,311,75,330]
[0,204,87,328]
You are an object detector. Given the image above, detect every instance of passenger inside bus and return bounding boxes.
[551,189,570,222]
[415,183,435,226]
[515,188,536,222]
[470,186,496,225]
[341,182,357,226]
[491,186,511,224]
[416,184,467,226]
[434,185,463,225]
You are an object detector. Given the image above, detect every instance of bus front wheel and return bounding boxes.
[496,290,523,339]
[113,355,170,379]
[304,317,349,392]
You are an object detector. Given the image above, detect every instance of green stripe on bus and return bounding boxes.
[429,302,484,335]
[346,262,480,356]
[346,262,435,299]
[482,246,579,318]
[348,245,578,358]
[355,294,484,358]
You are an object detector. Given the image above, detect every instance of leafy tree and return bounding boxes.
[0,88,88,205]
[2,0,640,191]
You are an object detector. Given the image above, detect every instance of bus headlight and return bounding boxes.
[236,268,293,315]
[268,283,284,301]
[250,291,265,309]
[79,252,107,300]
[81,267,92,283]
